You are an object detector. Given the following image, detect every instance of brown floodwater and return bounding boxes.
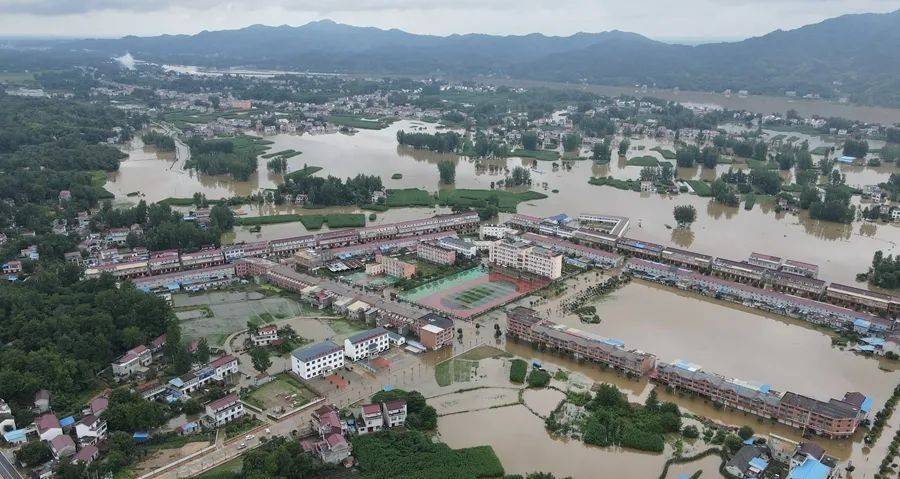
[108,120,900,285]
[538,281,899,404]
[438,405,669,479]
[522,388,566,417]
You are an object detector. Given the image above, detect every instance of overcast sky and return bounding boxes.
[0,0,898,41]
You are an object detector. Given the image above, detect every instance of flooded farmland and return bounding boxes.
[107,119,899,285]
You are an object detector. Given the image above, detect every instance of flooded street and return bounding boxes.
[536,280,899,404]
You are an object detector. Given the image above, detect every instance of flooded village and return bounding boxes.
[3,63,900,479]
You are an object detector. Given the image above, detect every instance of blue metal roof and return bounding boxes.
[861,396,874,413]
[3,429,27,442]
[788,458,832,479]
[861,337,886,346]
[749,457,769,471]
[853,318,871,328]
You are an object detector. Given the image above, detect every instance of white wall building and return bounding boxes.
[291,341,345,380]
[205,394,245,428]
[344,327,390,361]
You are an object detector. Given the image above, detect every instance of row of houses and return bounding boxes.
[505,213,899,318]
[655,360,870,439]
[506,307,871,438]
[506,307,656,377]
[83,212,480,282]
[625,258,894,338]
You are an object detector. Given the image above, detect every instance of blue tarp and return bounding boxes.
[133,432,150,441]
[59,416,75,427]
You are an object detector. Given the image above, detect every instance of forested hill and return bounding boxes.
[59,10,900,107]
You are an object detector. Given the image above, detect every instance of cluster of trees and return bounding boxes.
[471,132,509,158]
[712,134,767,161]
[673,205,697,227]
[710,179,739,206]
[863,251,900,289]
[675,145,719,168]
[277,174,383,206]
[437,160,456,184]
[591,140,612,164]
[0,267,172,424]
[508,166,532,187]
[266,156,288,173]
[843,138,869,158]
[94,199,234,251]
[396,130,462,153]
[521,131,539,150]
[580,386,681,453]
[562,133,582,152]
[638,163,674,184]
[798,173,855,223]
[185,137,257,180]
[141,131,176,151]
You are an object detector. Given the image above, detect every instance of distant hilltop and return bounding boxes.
[55,10,900,109]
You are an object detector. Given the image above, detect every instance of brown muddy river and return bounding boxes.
[105,119,900,285]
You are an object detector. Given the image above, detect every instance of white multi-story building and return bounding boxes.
[479,224,515,240]
[344,327,390,361]
[292,341,345,380]
[209,355,239,380]
[205,394,244,427]
[489,238,562,279]
[0,399,15,434]
[75,415,108,445]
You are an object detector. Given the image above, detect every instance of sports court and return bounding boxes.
[400,268,547,319]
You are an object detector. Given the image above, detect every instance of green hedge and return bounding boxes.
[510,359,527,383]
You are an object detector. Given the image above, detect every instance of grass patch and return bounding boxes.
[328,114,393,130]
[745,158,779,170]
[261,149,301,159]
[626,156,659,167]
[298,214,365,230]
[509,359,527,383]
[510,148,560,161]
[244,373,315,411]
[435,361,452,387]
[457,345,511,361]
[283,165,322,182]
[386,188,435,207]
[651,146,676,160]
[352,430,504,479]
[811,146,829,155]
[236,214,303,226]
[327,319,370,336]
[196,457,242,479]
[685,180,712,197]
[437,188,547,213]
[588,176,641,192]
